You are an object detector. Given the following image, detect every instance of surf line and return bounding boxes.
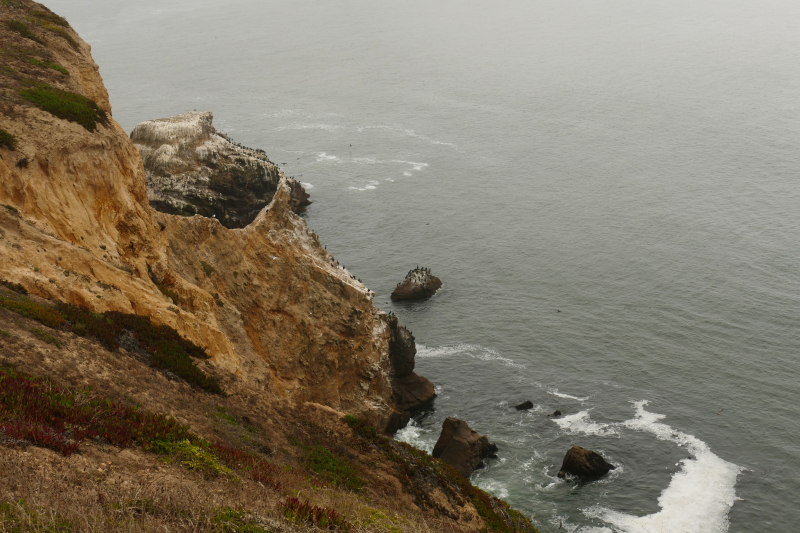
[584,401,743,533]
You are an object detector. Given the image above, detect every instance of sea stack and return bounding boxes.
[557,446,616,478]
[391,266,442,301]
[432,417,499,477]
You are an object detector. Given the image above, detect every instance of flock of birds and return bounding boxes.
[397,266,433,287]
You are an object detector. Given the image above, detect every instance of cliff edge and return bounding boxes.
[0,0,426,431]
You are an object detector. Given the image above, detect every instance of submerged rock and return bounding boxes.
[515,400,534,411]
[557,446,616,478]
[391,266,442,301]
[432,417,498,477]
[131,111,310,228]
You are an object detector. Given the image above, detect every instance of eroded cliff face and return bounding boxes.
[0,0,426,430]
[131,111,309,228]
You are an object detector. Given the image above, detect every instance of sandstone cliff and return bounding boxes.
[0,0,428,431]
[131,111,310,228]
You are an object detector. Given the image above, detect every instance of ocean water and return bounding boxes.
[49,0,800,530]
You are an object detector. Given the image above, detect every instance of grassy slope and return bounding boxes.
[0,283,538,533]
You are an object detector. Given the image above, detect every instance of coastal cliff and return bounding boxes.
[0,0,422,431]
[0,3,537,531]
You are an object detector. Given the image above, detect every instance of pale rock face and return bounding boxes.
[0,3,420,431]
[131,111,308,228]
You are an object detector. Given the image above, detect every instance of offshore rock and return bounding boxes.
[515,400,534,411]
[432,417,498,478]
[557,446,616,478]
[391,266,442,301]
[130,111,310,228]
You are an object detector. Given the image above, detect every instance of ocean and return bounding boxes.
[48,0,800,530]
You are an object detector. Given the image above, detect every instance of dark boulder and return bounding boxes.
[432,417,498,477]
[515,400,534,411]
[548,410,562,418]
[391,266,442,301]
[557,446,616,478]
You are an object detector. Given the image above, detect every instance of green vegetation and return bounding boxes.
[1,65,17,77]
[213,507,270,533]
[0,500,77,532]
[0,329,11,337]
[38,22,78,50]
[0,128,17,150]
[18,83,107,132]
[201,260,216,276]
[154,280,180,304]
[7,20,44,45]
[0,280,221,393]
[0,364,195,456]
[1,204,19,215]
[306,445,364,492]
[30,327,61,348]
[0,295,64,328]
[152,439,235,479]
[30,10,70,28]
[28,57,69,75]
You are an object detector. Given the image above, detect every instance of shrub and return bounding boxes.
[213,507,269,533]
[30,327,61,348]
[200,261,215,275]
[0,295,64,328]
[18,84,107,132]
[0,279,26,295]
[7,20,43,45]
[0,129,17,151]
[28,57,69,76]
[280,497,351,531]
[151,439,234,479]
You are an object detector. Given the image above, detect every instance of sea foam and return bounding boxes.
[552,410,618,437]
[416,343,525,368]
[585,401,742,533]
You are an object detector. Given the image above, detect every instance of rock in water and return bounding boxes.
[432,417,498,477]
[515,400,534,411]
[130,111,310,228]
[391,266,442,301]
[557,446,616,478]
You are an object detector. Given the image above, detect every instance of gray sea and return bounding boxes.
[49,0,800,531]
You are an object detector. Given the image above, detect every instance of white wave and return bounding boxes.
[549,389,591,402]
[403,172,412,176]
[301,182,314,189]
[391,160,429,172]
[394,420,434,454]
[364,185,376,190]
[274,123,345,132]
[585,401,742,533]
[416,343,525,369]
[385,178,395,182]
[552,410,618,436]
[475,478,509,499]
[315,152,340,162]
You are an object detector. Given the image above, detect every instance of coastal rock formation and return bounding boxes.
[391,266,442,301]
[384,317,436,432]
[557,446,616,478]
[130,111,310,228]
[0,5,422,433]
[432,417,498,477]
[515,400,534,411]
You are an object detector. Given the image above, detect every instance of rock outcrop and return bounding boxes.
[0,3,425,433]
[130,111,310,228]
[557,446,616,478]
[432,417,498,478]
[514,400,533,411]
[391,266,442,301]
[385,317,436,432]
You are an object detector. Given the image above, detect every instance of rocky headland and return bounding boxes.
[131,111,310,228]
[391,266,442,301]
[0,2,537,531]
